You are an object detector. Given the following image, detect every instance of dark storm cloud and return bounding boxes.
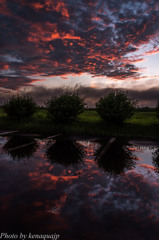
[78,86,159,107]
[0,0,159,89]
[17,86,159,107]
[0,75,40,89]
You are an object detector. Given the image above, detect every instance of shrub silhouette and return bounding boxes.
[96,90,136,123]
[3,95,37,120]
[3,136,38,160]
[47,92,85,123]
[46,139,85,167]
[94,140,136,175]
[156,101,159,118]
[152,147,159,173]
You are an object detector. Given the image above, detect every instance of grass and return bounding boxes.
[126,112,159,125]
[0,108,159,139]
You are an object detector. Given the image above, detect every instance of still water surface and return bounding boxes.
[0,136,159,240]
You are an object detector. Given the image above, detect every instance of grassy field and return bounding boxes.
[0,108,159,139]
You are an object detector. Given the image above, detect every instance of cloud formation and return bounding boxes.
[0,0,159,89]
[11,86,159,107]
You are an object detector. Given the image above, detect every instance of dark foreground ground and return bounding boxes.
[0,109,159,139]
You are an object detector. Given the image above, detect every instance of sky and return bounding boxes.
[0,0,159,107]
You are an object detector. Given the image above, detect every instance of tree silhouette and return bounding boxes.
[3,136,38,160]
[94,140,136,175]
[46,139,86,167]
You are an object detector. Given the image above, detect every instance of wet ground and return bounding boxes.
[0,135,159,240]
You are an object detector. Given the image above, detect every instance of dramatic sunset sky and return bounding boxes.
[0,0,159,106]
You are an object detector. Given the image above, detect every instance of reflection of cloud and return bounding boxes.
[1,139,159,238]
[0,0,159,89]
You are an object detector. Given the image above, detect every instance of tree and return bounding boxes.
[156,101,159,118]
[46,92,85,123]
[3,95,37,120]
[96,90,136,123]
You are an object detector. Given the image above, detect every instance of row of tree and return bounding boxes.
[3,90,159,123]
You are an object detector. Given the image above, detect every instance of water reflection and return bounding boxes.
[3,136,38,160]
[152,148,159,172]
[1,137,159,239]
[94,140,136,175]
[46,139,86,167]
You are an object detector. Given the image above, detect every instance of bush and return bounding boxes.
[156,101,159,118]
[47,92,85,123]
[96,90,136,123]
[3,95,37,120]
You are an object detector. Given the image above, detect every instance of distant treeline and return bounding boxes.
[0,105,156,112]
[136,107,155,112]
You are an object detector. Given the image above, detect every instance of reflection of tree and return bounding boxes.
[94,140,136,175]
[152,148,159,172]
[46,139,85,167]
[3,136,38,160]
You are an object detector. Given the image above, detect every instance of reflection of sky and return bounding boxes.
[0,137,159,239]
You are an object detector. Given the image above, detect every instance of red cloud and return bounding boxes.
[1,0,159,89]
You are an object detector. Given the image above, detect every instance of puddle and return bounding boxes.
[0,136,159,239]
